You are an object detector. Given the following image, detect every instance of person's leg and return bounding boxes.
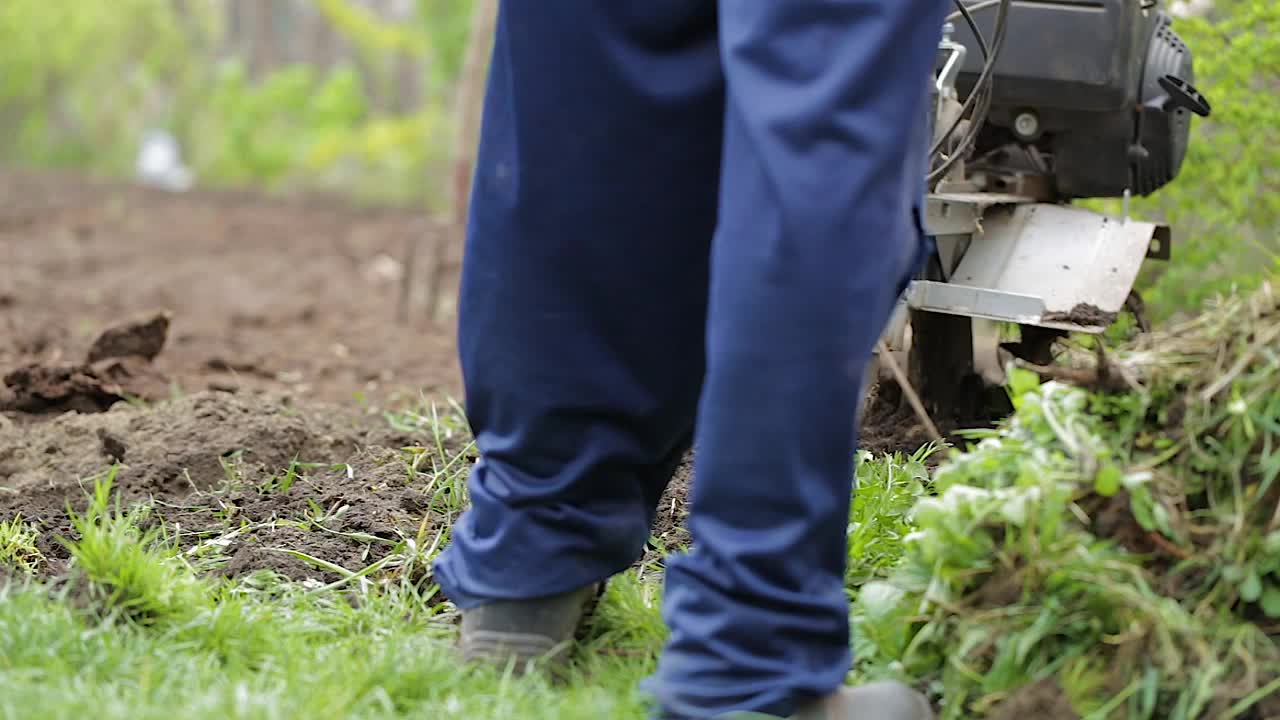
[433,1,723,615]
[644,2,947,718]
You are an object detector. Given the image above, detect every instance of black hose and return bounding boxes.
[955,0,989,61]
[927,0,1003,161]
[946,0,1003,22]
[928,0,1012,185]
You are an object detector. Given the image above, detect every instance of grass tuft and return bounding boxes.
[0,513,45,575]
[61,467,211,628]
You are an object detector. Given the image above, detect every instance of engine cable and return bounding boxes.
[928,0,1012,185]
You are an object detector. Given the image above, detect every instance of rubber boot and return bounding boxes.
[457,585,599,674]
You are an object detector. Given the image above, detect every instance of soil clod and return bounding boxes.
[1042,302,1117,327]
[1,359,160,414]
[2,310,177,414]
[86,312,172,364]
[97,428,128,463]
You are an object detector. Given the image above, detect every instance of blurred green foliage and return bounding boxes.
[1111,0,1280,320]
[0,0,472,206]
[0,0,1274,294]
[0,0,188,169]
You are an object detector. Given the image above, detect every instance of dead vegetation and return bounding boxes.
[855,280,1280,719]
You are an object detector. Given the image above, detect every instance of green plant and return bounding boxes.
[1103,1,1280,319]
[0,514,45,575]
[0,0,470,206]
[62,468,210,627]
[852,279,1280,719]
[0,0,191,170]
[846,445,938,586]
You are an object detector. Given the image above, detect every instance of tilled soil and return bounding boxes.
[0,389,696,584]
[0,170,957,585]
[0,390,456,581]
[1,170,462,408]
[1,170,469,581]
[859,374,1008,460]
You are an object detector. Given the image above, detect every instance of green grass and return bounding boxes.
[0,579,659,720]
[0,514,44,576]
[0,427,932,720]
[0,471,663,719]
[10,275,1277,720]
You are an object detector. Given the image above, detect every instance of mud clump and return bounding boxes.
[1042,302,1117,328]
[97,429,128,463]
[86,312,170,364]
[2,312,173,414]
[858,376,1009,458]
[3,362,135,414]
[0,391,338,497]
[2,357,170,414]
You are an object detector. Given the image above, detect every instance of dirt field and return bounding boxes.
[0,170,467,580]
[0,170,942,584]
[0,171,697,583]
[1,171,462,408]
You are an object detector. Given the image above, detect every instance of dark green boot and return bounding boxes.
[458,584,599,673]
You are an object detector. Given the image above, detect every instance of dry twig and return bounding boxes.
[876,340,945,446]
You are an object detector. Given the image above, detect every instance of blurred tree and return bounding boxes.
[3,0,1267,321]
[0,0,476,206]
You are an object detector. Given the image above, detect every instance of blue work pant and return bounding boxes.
[432,2,948,717]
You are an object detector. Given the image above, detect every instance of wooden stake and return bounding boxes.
[410,0,498,324]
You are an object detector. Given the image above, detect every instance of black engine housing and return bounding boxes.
[947,1,1204,199]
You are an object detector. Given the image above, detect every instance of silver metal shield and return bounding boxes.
[911,202,1166,333]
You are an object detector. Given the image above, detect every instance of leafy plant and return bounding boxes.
[852,279,1280,719]
[0,514,45,575]
[0,0,469,206]
[847,445,938,586]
